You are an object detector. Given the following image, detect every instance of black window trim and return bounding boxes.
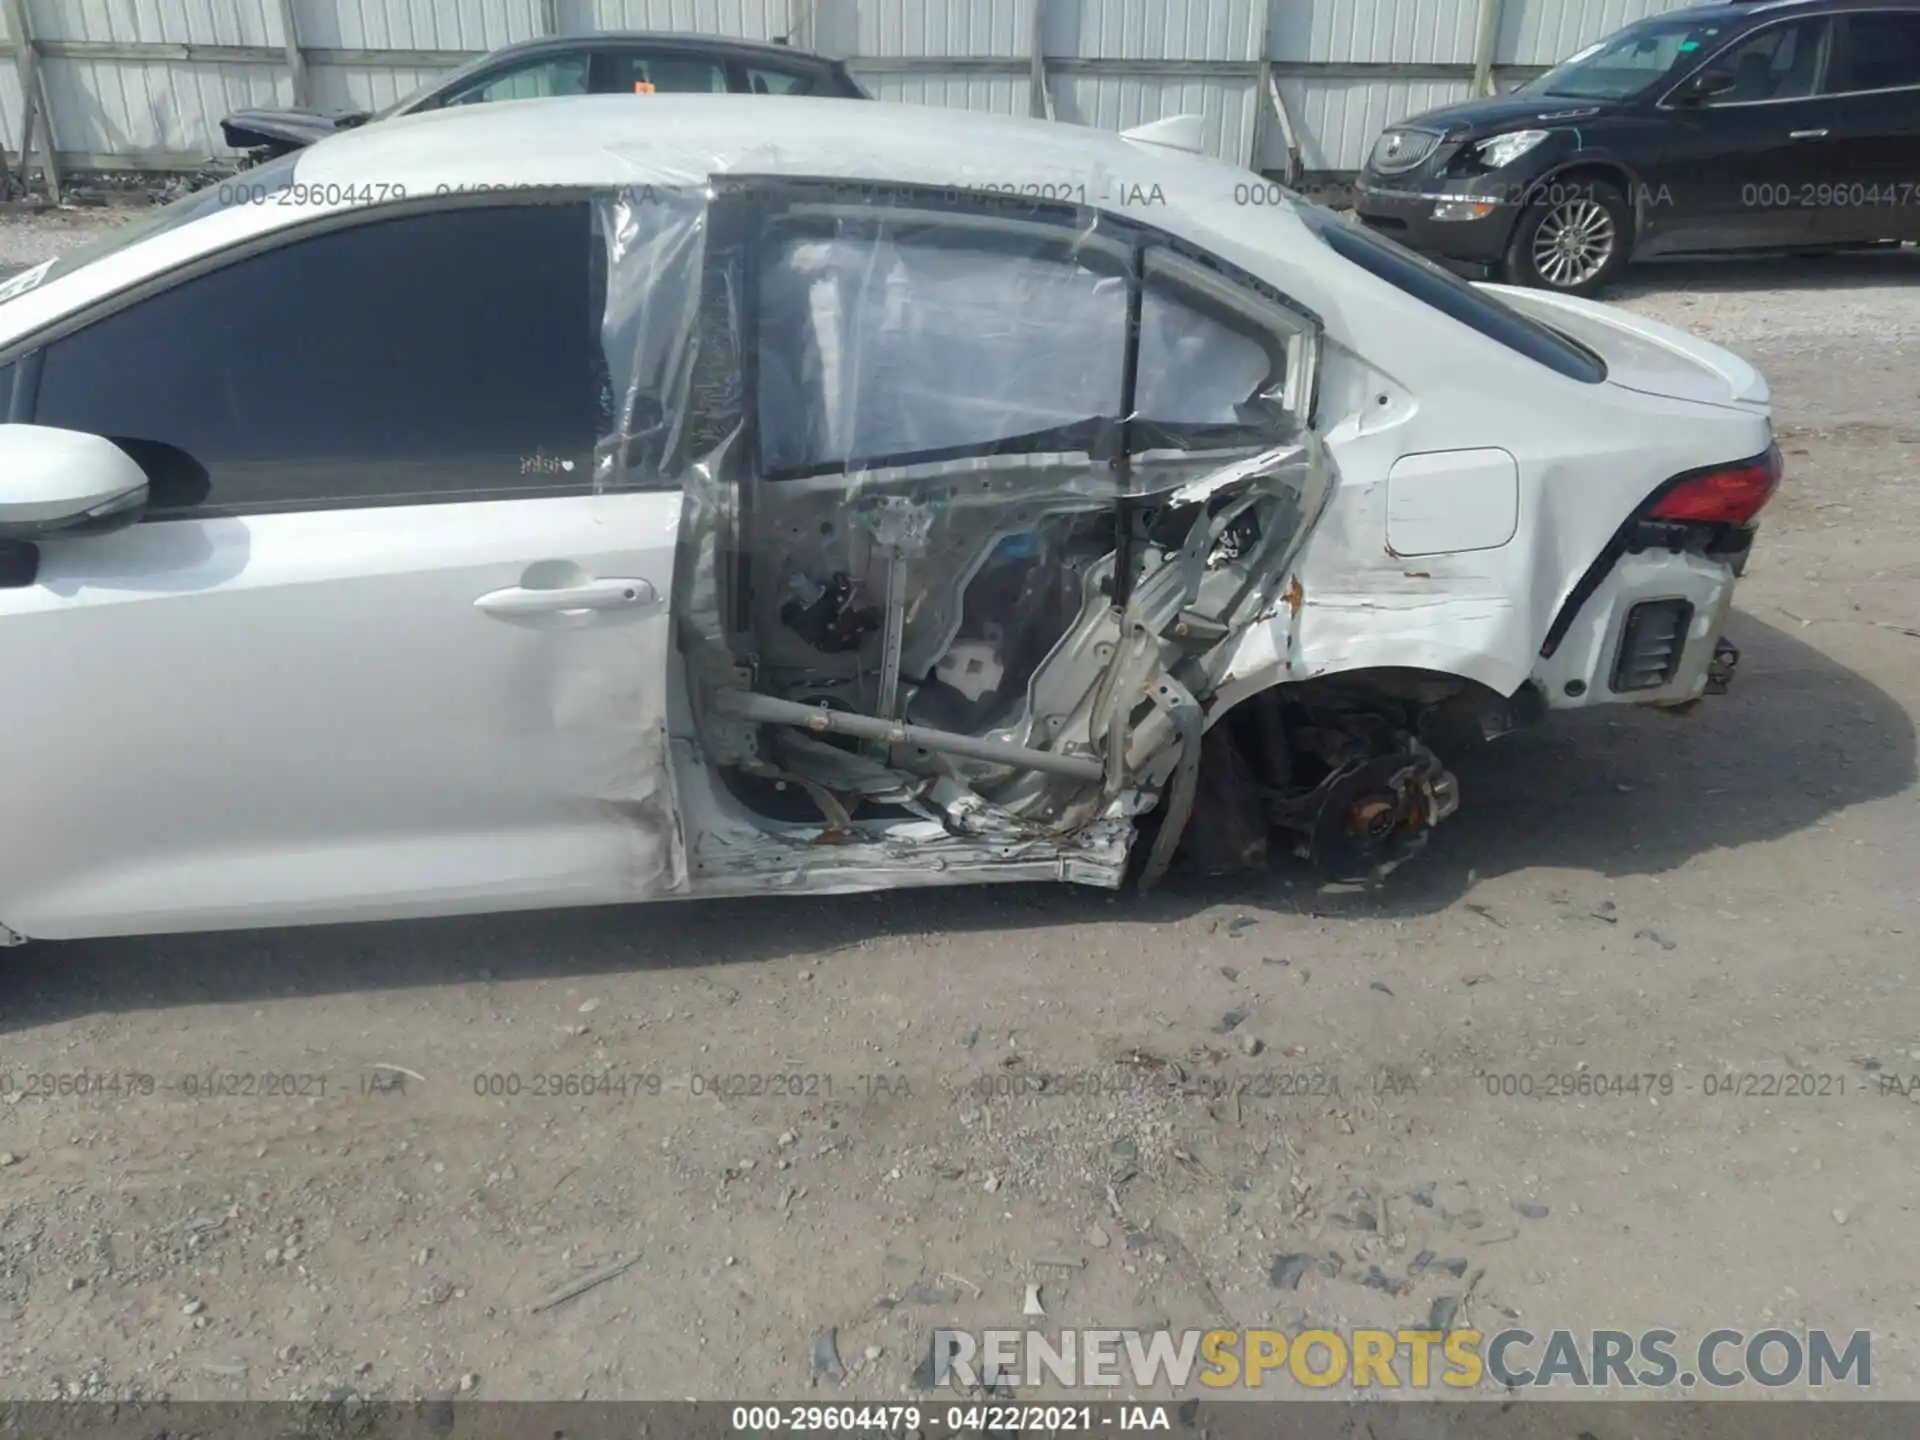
[715,174,1324,485]
[1307,208,1607,384]
[7,186,614,520]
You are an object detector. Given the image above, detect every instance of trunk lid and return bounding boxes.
[1479,283,1770,414]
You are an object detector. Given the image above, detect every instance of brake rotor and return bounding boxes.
[1306,746,1460,883]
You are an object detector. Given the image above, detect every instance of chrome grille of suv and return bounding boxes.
[1369,128,1441,174]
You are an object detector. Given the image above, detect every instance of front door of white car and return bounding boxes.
[0,195,687,940]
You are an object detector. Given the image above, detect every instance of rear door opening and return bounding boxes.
[592,178,1330,886]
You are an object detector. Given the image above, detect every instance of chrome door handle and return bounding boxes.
[1789,128,1829,140]
[474,577,657,617]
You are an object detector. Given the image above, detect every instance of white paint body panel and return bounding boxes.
[0,425,151,525]
[1385,448,1520,557]
[0,96,1776,937]
[0,495,686,940]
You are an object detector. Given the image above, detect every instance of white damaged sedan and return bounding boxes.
[0,96,1778,942]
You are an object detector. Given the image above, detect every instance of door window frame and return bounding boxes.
[696,175,1322,487]
[0,187,614,519]
[420,50,597,110]
[1655,14,1836,109]
[1825,8,1920,96]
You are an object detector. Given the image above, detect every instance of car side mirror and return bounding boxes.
[0,424,150,542]
[1678,65,1738,104]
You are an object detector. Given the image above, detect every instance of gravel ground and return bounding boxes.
[0,211,1916,1405]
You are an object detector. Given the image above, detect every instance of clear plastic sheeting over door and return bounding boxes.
[757,226,1132,476]
[590,176,1332,881]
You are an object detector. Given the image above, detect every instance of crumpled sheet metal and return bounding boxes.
[585,138,1333,873]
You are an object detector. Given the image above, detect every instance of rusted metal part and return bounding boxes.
[1283,575,1305,619]
[1704,637,1740,696]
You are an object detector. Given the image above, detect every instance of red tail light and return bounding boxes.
[1646,445,1782,526]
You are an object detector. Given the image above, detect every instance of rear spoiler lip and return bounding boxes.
[218,107,359,153]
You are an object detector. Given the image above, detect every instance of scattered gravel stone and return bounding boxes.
[910,1336,940,1389]
[1268,1254,1313,1291]
[812,1327,846,1384]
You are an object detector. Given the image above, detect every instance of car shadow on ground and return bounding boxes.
[2,613,1911,1030]
[1610,246,1920,299]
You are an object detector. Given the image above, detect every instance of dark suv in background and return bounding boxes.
[1354,0,1920,294]
[222,32,869,160]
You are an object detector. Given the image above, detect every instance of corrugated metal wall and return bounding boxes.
[0,0,1711,176]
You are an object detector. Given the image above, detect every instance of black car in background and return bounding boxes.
[221,31,869,160]
[1354,0,1920,294]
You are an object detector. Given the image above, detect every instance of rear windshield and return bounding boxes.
[1301,208,1607,384]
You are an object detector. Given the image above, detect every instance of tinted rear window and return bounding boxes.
[1303,209,1607,384]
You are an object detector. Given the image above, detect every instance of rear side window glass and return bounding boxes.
[1703,18,1828,104]
[1305,210,1606,383]
[1133,249,1309,446]
[599,52,729,94]
[1835,13,1920,91]
[756,222,1130,475]
[744,65,817,95]
[33,201,601,516]
[442,54,591,106]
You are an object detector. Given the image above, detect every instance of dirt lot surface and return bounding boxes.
[0,210,1916,1406]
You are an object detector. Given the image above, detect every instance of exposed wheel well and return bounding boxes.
[1161,669,1535,882]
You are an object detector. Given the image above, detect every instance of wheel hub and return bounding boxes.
[1302,741,1461,883]
[1532,197,1617,288]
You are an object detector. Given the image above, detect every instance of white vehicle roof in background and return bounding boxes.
[296,92,1240,197]
[0,93,1347,351]
[293,93,1340,321]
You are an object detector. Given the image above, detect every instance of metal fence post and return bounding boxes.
[1472,0,1505,97]
[5,0,58,201]
[1027,0,1052,120]
[273,0,308,107]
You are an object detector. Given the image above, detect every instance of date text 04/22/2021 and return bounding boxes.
[727,1403,1173,1433]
